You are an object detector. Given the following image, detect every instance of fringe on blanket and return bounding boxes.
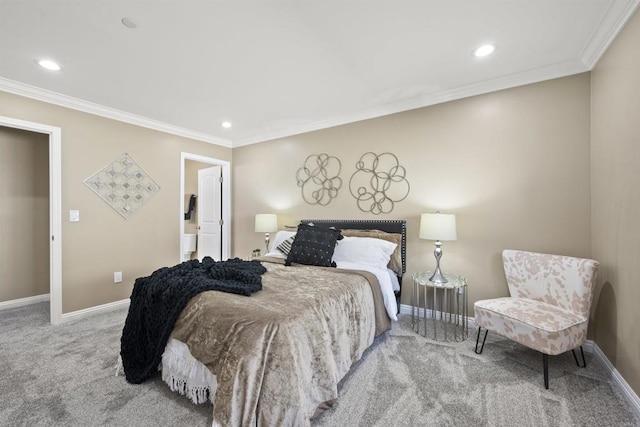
[114,340,216,405]
[160,338,218,405]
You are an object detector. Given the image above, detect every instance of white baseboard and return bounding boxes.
[586,340,640,416]
[60,298,130,323]
[399,303,640,418]
[0,293,49,310]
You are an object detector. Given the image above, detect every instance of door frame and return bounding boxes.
[180,152,231,262]
[0,115,62,325]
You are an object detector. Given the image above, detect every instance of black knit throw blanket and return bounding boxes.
[120,257,267,384]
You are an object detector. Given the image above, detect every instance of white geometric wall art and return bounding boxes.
[83,153,160,219]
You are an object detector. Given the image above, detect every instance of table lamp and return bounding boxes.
[419,212,457,283]
[255,214,278,253]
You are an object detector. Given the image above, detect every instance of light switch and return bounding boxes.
[69,210,80,222]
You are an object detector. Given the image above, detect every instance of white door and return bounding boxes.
[197,166,222,260]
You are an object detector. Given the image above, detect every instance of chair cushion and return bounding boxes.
[474,297,588,355]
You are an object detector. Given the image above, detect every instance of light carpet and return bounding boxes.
[0,302,637,426]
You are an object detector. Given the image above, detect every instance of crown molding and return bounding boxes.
[233,59,588,147]
[580,0,640,69]
[6,0,634,153]
[0,77,232,148]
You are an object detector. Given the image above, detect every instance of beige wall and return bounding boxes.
[233,74,592,308]
[0,91,231,313]
[591,9,640,396]
[0,126,50,302]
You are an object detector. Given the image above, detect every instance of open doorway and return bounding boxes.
[0,116,62,325]
[180,153,230,263]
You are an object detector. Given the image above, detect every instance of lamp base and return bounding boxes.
[429,240,448,283]
[264,232,271,254]
[429,268,448,284]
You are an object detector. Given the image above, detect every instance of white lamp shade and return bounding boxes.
[419,213,457,241]
[255,214,278,232]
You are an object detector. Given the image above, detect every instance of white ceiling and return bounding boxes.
[1,1,638,147]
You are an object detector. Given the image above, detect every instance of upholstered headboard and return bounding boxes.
[301,219,407,311]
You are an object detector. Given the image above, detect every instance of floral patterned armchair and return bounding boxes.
[473,250,599,389]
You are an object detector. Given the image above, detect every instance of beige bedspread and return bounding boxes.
[170,258,391,426]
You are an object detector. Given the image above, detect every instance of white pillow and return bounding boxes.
[332,236,397,270]
[265,230,296,257]
[388,268,401,292]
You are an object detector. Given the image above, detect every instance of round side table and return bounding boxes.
[412,271,468,341]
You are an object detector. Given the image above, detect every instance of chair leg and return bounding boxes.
[572,346,587,368]
[542,353,549,389]
[474,327,488,354]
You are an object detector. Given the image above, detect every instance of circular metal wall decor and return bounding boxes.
[296,153,342,206]
[349,152,410,215]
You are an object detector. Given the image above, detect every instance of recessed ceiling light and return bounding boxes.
[36,59,61,71]
[121,17,138,29]
[221,121,232,129]
[473,44,496,58]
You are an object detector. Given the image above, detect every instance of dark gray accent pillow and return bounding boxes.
[285,223,342,267]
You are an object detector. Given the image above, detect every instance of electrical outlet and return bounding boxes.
[114,271,122,283]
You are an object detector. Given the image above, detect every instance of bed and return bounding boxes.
[120,219,407,427]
